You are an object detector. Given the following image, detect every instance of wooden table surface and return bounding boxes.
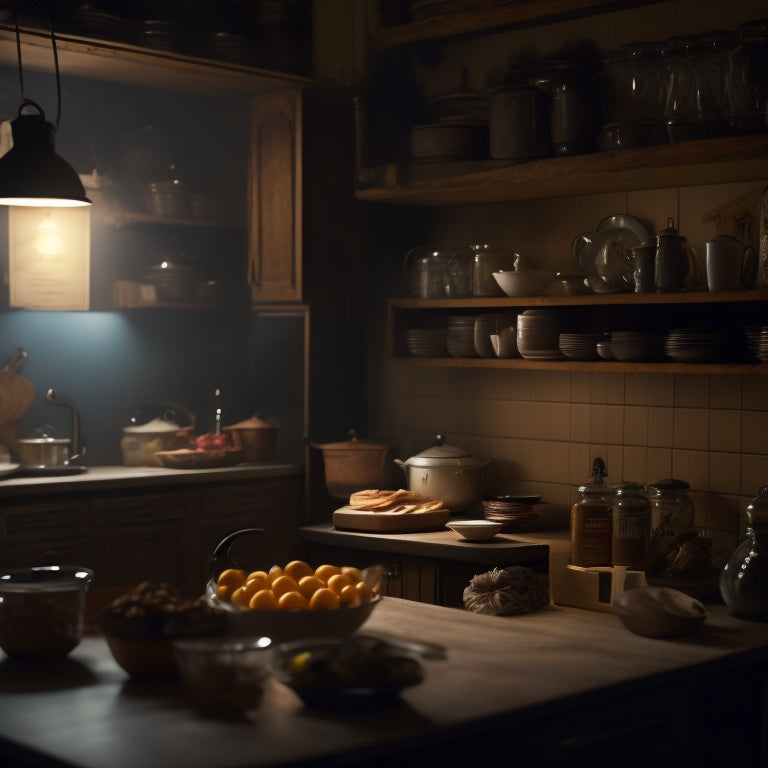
[1,597,768,767]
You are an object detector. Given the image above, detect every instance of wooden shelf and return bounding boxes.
[372,0,667,49]
[0,25,314,96]
[356,134,768,206]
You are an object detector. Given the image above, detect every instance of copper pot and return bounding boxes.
[224,415,278,462]
[312,430,392,499]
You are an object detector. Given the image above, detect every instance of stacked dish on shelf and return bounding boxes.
[608,331,661,362]
[473,313,517,358]
[482,495,541,531]
[664,328,728,363]
[744,325,768,362]
[558,333,605,361]
[516,310,563,360]
[447,315,480,358]
[406,328,448,357]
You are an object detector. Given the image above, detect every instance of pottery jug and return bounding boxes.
[654,218,695,292]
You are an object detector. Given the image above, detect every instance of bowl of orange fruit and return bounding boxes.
[206,528,384,643]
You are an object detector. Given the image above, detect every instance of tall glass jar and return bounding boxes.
[612,485,651,570]
[570,458,613,567]
[647,479,694,574]
[727,19,768,134]
[720,485,768,621]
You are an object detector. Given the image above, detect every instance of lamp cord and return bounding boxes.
[13,1,62,129]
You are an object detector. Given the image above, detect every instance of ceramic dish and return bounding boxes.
[272,634,424,709]
[0,462,19,478]
[155,448,244,469]
[446,520,503,541]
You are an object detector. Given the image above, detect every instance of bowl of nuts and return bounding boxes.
[99,580,230,680]
[0,565,94,658]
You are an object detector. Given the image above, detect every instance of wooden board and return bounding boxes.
[332,505,450,533]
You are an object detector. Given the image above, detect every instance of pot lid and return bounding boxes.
[401,434,487,468]
[315,429,390,452]
[18,436,71,445]
[123,416,183,434]
[225,414,277,431]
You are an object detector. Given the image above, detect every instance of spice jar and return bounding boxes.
[611,484,651,570]
[720,485,768,621]
[570,457,613,567]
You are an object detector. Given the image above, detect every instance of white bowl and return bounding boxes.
[492,270,552,297]
[446,520,503,541]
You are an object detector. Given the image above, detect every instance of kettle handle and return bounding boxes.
[46,387,85,462]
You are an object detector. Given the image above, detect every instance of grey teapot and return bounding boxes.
[654,217,695,292]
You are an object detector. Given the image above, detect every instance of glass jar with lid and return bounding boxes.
[570,457,613,567]
[611,483,651,570]
[727,18,768,134]
[720,485,768,621]
[647,479,695,574]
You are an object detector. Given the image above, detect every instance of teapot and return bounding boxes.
[653,217,696,292]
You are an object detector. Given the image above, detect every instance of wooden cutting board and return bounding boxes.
[332,505,450,533]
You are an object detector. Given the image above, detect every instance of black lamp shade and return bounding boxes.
[0,112,91,206]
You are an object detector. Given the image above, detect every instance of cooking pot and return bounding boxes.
[121,405,194,466]
[394,435,488,512]
[16,388,84,469]
[223,415,278,462]
[312,430,392,499]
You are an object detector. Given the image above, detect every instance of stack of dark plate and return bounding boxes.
[447,315,480,358]
[742,325,767,361]
[664,328,727,363]
[559,333,605,361]
[405,328,448,357]
[609,331,661,361]
[482,495,540,531]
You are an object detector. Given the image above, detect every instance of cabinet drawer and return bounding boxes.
[90,492,191,528]
[201,480,300,519]
[0,501,88,542]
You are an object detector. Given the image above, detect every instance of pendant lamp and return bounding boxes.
[0,6,90,206]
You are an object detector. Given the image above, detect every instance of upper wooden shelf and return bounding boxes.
[0,25,314,96]
[356,134,768,206]
[372,0,668,49]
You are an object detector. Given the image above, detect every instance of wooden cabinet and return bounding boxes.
[300,524,549,607]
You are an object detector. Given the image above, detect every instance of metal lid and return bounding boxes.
[648,478,690,493]
[401,434,488,468]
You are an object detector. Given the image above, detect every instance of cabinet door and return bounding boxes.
[90,492,196,597]
[248,89,302,303]
[0,499,90,570]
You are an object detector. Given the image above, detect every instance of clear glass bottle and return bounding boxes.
[570,457,613,567]
[612,484,651,570]
[720,485,768,622]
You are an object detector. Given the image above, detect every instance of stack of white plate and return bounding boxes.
[665,328,727,363]
[406,328,448,357]
[743,325,767,360]
[759,328,768,363]
[517,309,562,360]
[474,313,516,358]
[609,331,661,361]
[447,315,480,358]
[559,333,605,361]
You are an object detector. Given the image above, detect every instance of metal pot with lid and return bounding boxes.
[120,403,195,466]
[16,388,85,469]
[395,434,488,512]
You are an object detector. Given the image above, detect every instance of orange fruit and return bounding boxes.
[244,572,270,593]
[268,564,284,584]
[271,574,301,599]
[314,564,342,584]
[246,570,269,585]
[249,589,279,611]
[327,573,353,594]
[217,568,248,590]
[284,560,314,582]
[339,583,362,607]
[355,580,374,604]
[298,574,326,600]
[341,566,363,583]
[309,587,340,611]
[231,576,268,607]
[216,584,236,602]
[278,590,310,611]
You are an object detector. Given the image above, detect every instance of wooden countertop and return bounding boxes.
[300,522,555,564]
[0,463,303,498]
[2,597,768,767]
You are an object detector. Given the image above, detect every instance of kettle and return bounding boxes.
[654,217,696,291]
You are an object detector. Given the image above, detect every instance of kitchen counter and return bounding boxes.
[0,463,303,498]
[2,597,767,767]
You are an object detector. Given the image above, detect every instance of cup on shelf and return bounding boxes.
[706,234,756,291]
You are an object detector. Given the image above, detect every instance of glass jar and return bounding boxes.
[612,485,651,570]
[727,18,768,135]
[720,485,768,621]
[570,457,613,567]
[647,479,695,574]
